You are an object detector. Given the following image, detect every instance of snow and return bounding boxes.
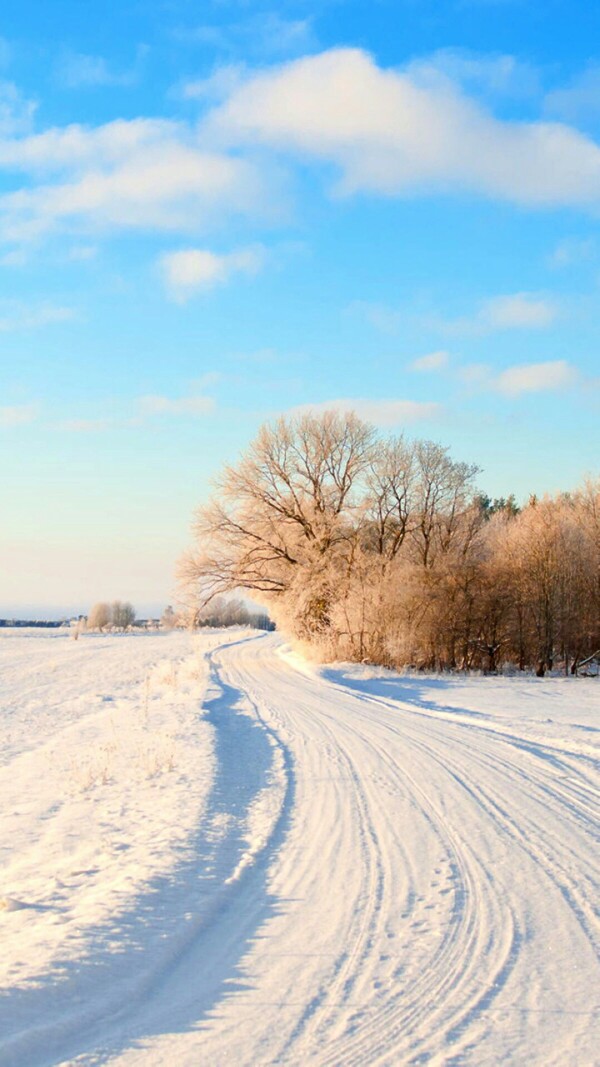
[1,628,598,1066]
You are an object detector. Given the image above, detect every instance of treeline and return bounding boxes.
[180,412,599,675]
[84,599,272,633]
[87,600,136,631]
[191,595,274,631]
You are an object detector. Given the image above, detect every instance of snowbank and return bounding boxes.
[0,629,213,990]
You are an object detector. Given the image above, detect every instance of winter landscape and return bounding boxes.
[1,624,598,1066]
[2,0,600,1064]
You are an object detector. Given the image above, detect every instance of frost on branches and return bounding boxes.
[180,411,599,675]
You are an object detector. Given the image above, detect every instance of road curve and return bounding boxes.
[3,632,597,1067]
[188,633,599,1067]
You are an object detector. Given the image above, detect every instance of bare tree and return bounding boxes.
[362,436,417,560]
[87,602,111,631]
[180,409,598,674]
[179,411,375,639]
[161,605,178,630]
[111,601,136,630]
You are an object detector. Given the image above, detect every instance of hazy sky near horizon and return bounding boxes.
[1,0,599,614]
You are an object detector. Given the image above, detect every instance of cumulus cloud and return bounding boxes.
[0,117,176,171]
[0,119,273,243]
[206,47,600,206]
[292,398,440,426]
[0,403,38,427]
[493,359,576,395]
[0,149,263,242]
[136,394,215,417]
[411,350,449,371]
[159,245,265,301]
[2,46,600,261]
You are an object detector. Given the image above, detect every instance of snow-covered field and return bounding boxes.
[1,628,598,1066]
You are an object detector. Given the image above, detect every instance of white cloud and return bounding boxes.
[206,47,600,206]
[178,14,315,60]
[406,49,540,100]
[136,394,216,417]
[0,301,75,331]
[183,65,247,103]
[0,80,36,137]
[3,47,600,263]
[458,358,578,395]
[0,117,176,171]
[56,52,139,90]
[1,149,264,242]
[0,119,274,242]
[243,14,315,57]
[57,392,217,430]
[493,359,576,395]
[437,292,558,336]
[0,403,38,427]
[545,65,600,124]
[292,398,440,426]
[411,349,449,371]
[481,293,557,329]
[159,245,265,301]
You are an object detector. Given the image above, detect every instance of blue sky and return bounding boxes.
[1,0,599,615]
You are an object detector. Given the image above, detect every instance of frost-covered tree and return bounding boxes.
[161,605,178,630]
[179,411,374,641]
[180,410,598,673]
[87,602,111,631]
[111,601,136,630]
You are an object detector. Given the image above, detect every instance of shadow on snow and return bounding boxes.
[0,637,296,1067]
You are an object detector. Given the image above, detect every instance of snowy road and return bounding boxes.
[1,631,599,1065]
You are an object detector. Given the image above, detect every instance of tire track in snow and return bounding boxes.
[216,662,388,1063]
[216,637,599,1067]
[309,673,600,1064]
[7,633,596,1066]
[291,699,516,1067]
[218,642,503,1066]
[0,637,295,1067]
[343,683,600,956]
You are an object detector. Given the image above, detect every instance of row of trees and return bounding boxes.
[162,598,273,630]
[180,411,599,675]
[87,600,136,631]
[191,595,273,630]
[85,600,271,634]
